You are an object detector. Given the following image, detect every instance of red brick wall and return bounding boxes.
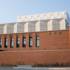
[0,30,69,65]
[0,50,70,65]
[69,27,70,48]
[40,30,69,50]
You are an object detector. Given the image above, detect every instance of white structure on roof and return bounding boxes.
[17,12,67,22]
[0,11,69,34]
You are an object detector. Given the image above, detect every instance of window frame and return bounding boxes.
[35,33,40,48]
[22,34,26,48]
[16,34,20,48]
[4,37,8,48]
[10,35,14,48]
[0,36,2,48]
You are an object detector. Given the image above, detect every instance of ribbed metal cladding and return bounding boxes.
[28,21,35,32]
[52,20,60,30]
[24,22,28,32]
[7,24,14,34]
[40,20,47,31]
[17,22,24,33]
[0,24,4,34]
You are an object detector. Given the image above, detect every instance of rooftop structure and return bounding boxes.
[0,11,69,34]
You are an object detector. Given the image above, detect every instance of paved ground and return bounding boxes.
[0,66,70,70]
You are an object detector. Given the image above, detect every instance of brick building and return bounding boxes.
[0,11,70,65]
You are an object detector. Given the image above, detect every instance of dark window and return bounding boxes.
[0,37,2,48]
[10,36,14,48]
[22,34,26,47]
[35,34,40,48]
[16,36,20,48]
[29,36,32,47]
[4,37,8,48]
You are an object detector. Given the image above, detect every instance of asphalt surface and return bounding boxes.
[0,67,70,70]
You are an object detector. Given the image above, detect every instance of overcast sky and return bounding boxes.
[0,0,69,23]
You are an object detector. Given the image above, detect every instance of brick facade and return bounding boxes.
[0,29,70,65]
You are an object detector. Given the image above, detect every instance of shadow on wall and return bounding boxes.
[32,63,70,67]
[0,63,70,67]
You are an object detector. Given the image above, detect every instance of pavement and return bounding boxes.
[0,66,70,70]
